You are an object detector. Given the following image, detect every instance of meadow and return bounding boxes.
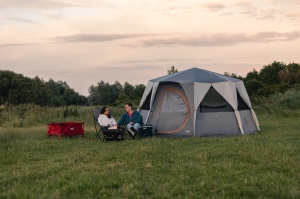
[0,98,300,198]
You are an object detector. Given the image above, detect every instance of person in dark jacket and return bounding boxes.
[117,102,142,138]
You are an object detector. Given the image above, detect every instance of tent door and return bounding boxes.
[156,87,190,134]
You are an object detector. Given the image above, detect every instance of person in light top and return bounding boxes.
[98,106,117,127]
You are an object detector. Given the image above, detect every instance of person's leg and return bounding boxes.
[126,123,135,138]
[126,124,133,130]
[133,123,142,131]
[133,123,142,136]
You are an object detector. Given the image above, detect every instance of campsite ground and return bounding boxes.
[0,106,299,198]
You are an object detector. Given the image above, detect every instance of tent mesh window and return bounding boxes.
[237,90,250,110]
[200,87,233,112]
[160,89,186,113]
[140,92,151,110]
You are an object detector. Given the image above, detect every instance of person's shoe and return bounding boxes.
[127,129,135,138]
[130,127,138,136]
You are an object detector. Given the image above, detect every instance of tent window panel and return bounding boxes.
[237,91,250,111]
[161,90,186,113]
[141,93,151,110]
[200,87,233,112]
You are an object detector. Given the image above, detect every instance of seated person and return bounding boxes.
[117,102,142,138]
[98,107,117,128]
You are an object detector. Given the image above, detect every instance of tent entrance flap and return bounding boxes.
[156,87,190,134]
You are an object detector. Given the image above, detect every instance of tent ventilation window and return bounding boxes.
[237,90,250,111]
[200,87,232,112]
[140,93,151,110]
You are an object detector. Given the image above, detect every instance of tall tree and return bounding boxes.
[134,84,146,98]
[111,81,124,102]
[97,81,113,105]
[0,70,16,104]
[88,85,99,105]
[244,79,265,96]
[167,66,178,74]
[124,81,135,97]
[224,72,243,80]
[244,69,260,82]
[32,76,49,106]
[259,61,286,85]
[278,62,300,85]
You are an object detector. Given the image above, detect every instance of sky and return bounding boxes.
[0,0,300,96]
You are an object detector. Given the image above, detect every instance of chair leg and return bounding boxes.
[96,130,102,139]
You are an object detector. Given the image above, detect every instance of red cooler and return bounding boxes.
[47,122,84,137]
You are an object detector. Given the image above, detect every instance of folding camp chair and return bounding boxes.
[93,107,105,139]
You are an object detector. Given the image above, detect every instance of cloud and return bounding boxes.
[234,0,253,7]
[0,0,75,9]
[2,15,40,24]
[206,1,300,21]
[230,2,277,20]
[51,33,156,43]
[257,9,277,19]
[2,31,299,47]
[140,31,300,47]
[286,11,300,19]
[0,43,35,47]
[201,2,226,12]
[122,58,190,64]
[159,4,196,18]
[0,0,113,10]
[0,33,154,48]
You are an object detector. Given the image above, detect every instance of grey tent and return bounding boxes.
[138,67,260,137]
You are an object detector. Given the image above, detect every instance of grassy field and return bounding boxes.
[1,105,300,198]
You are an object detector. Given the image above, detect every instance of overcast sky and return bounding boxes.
[1,0,300,96]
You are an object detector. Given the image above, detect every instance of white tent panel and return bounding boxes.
[150,82,160,110]
[212,82,237,110]
[144,82,160,124]
[139,109,149,124]
[236,82,260,131]
[239,110,258,133]
[193,82,211,136]
[193,82,212,111]
[235,82,252,108]
[213,82,244,135]
[234,110,244,135]
[251,109,261,131]
[139,81,154,108]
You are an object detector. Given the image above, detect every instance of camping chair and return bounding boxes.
[93,107,105,139]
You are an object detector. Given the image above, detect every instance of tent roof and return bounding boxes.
[150,67,242,84]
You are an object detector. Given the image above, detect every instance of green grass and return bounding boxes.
[1,111,300,198]
[1,91,300,198]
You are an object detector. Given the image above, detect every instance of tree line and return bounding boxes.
[88,81,145,106]
[224,61,300,97]
[1,61,299,107]
[0,70,145,107]
[0,70,88,106]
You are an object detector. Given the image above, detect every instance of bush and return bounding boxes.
[254,88,300,117]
